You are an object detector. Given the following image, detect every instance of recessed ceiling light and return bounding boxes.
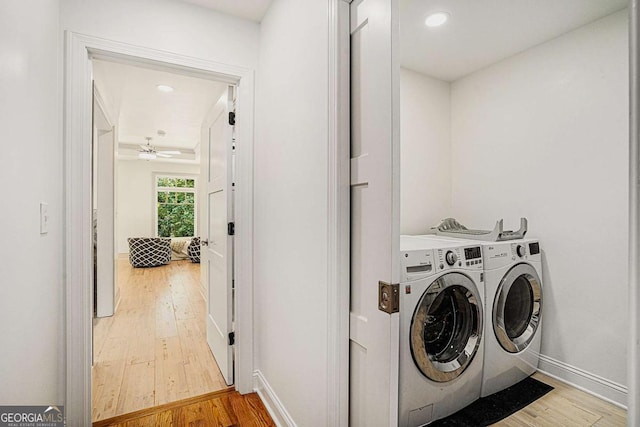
[156,84,174,92]
[425,12,449,27]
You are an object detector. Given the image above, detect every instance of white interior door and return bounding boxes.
[350,0,400,425]
[205,86,235,386]
[94,87,116,319]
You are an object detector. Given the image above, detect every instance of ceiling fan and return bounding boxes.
[138,137,181,160]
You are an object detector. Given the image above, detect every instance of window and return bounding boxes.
[155,175,197,238]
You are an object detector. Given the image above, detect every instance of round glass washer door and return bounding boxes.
[493,263,542,353]
[410,272,483,383]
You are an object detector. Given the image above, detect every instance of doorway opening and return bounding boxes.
[90,57,238,422]
[64,32,255,424]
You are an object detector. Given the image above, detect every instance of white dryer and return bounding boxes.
[479,238,543,397]
[398,236,485,426]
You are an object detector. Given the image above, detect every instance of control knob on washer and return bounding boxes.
[445,250,457,266]
[516,244,526,258]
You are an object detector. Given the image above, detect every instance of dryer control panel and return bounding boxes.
[510,241,541,261]
[434,245,483,273]
[483,239,541,269]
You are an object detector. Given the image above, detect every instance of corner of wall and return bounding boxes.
[253,370,297,427]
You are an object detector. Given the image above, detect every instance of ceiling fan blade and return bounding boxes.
[157,150,181,155]
[156,153,173,158]
[139,144,151,150]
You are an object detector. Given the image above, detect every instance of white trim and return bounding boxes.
[538,354,628,408]
[64,31,93,425]
[64,31,255,425]
[92,86,114,129]
[253,370,297,427]
[232,68,255,396]
[327,1,351,426]
[629,1,639,425]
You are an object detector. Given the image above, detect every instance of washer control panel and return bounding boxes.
[401,249,435,282]
[434,245,483,273]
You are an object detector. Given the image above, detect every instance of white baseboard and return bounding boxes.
[253,370,297,427]
[538,354,627,409]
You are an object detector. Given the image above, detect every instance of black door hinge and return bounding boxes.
[227,222,235,236]
[228,112,236,126]
[228,331,235,346]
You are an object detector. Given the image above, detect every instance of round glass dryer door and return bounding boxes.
[410,272,483,382]
[493,263,542,353]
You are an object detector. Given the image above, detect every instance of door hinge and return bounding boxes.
[228,331,235,346]
[228,111,236,126]
[227,222,235,236]
[378,281,400,314]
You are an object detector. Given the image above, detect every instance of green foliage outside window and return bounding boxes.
[157,177,196,238]
[157,177,195,188]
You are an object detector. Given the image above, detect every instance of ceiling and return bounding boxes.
[177,0,273,22]
[400,0,628,81]
[92,60,228,162]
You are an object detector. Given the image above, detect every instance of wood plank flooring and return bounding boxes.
[93,389,275,427]
[93,370,623,427]
[495,372,626,426]
[92,259,228,422]
[94,261,626,426]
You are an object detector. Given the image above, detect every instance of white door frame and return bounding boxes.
[629,1,639,425]
[93,86,116,318]
[63,31,255,424]
[328,1,351,426]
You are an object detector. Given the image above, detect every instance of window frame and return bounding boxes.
[153,173,198,239]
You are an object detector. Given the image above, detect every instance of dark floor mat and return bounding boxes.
[430,376,553,426]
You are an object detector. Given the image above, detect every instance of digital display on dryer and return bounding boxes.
[464,246,481,260]
[529,242,540,255]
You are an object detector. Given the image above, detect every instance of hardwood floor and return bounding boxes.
[495,372,626,426]
[92,259,228,422]
[92,389,275,427]
[94,261,625,426]
[92,370,623,427]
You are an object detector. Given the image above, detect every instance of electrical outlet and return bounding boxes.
[40,202,49,234]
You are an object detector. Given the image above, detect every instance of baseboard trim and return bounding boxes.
[253,370,297,427]
[538,354,627,409]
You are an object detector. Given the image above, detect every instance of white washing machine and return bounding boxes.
[398,236,485,426]
[478,238,543,397]
[415,235,544,396]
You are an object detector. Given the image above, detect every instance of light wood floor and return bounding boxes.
[92,259,228,422]
[495,372,626,426]
[92,388,275,427]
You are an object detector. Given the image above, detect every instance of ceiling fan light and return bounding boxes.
[139,151,157,160]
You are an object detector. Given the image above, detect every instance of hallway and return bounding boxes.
[92,259,228,422]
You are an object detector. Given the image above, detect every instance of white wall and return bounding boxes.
[400,68,451,234]
[116,160,200,253]
[60,0,259,69]
[450,10,629,392]
[254,0,329,424]
[0,0,63,405]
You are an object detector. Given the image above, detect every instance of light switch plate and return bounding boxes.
[40,202,49,234]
